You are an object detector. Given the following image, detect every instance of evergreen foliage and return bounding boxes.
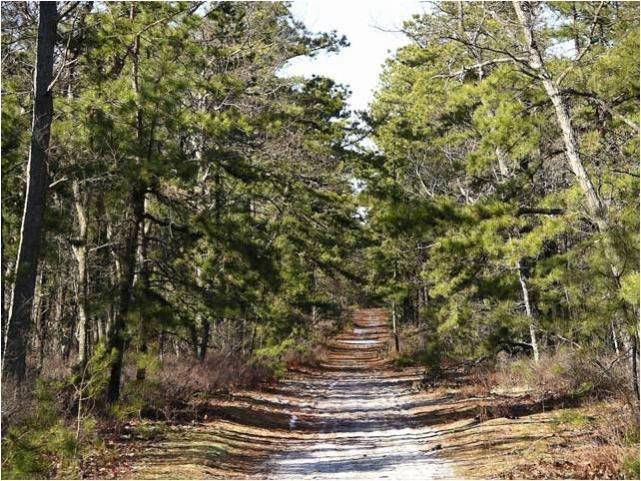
[361,1,639,367]
[0,2,638,477]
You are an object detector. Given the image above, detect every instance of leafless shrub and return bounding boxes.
[2,356,78,432]
[495,348,634,402]
[284,344,327,369]
[151,352,272,397]
[458,365,498,397]
[1,379,37,431]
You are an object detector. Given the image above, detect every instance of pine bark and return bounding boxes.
[517,259,540,362]
[106,2,144,402]
[512,2,607,228]
[3,2,58,381]
[72,180,89,367]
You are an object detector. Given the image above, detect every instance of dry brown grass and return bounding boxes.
[497,401,640,479]
[434,348,640,479]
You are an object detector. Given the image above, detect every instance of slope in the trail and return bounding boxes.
[263,308,452,479]
[113,308,453,479]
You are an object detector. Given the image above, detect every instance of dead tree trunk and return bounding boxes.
[517,259,540,362]
[3,2,58,382]
[72,181,90,367]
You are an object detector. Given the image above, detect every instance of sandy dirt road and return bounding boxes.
[110,308,612,480]
[114,309,454,479]
[262,308,452,479]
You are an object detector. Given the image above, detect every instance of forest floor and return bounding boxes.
[100,309,633,479]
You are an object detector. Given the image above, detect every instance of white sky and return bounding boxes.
[280,0,427,113]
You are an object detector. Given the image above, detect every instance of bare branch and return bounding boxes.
[431,57,526,79]
[555,1,605,86]
[562,88,640,133]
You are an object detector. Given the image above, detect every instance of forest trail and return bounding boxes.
[262,307,452,479]
[114,308,454,479]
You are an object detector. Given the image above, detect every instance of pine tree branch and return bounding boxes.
[561,88,640,133]
[143,213,202,239]
[431,57,526,79]
[516,207,565,216]
[555,1,605,86]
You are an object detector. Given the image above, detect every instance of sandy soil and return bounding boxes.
[262,308,453,479]
[109,308,620,480]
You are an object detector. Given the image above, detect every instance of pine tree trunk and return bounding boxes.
[2,263,13,346]
[517,259,539,362]
[197,319,210,361]
[3,2,58,381]
[66,10,93,368]
[106,3,144,402]
[248,324,257,356]
[96,317,105,343]
[495,146,510,178]
[53,277,65,356]
[391,301,400,353]
[189,323,199,358]
[611,319,620,355]
[135,207,150,381]
[106,186,143,402]
[512,2,610,235]
[631,332,640,402]
[106,219,120,339]
[512,2,638,377]
[158,331,165,362]
[72,180,90,367]
[33,269,46,373]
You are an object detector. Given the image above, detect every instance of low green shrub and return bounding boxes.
[111,378,165,421]
[621,451,640,480]
[1,379,104,479]
[252,338,296,378]
[393,340,442,376]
